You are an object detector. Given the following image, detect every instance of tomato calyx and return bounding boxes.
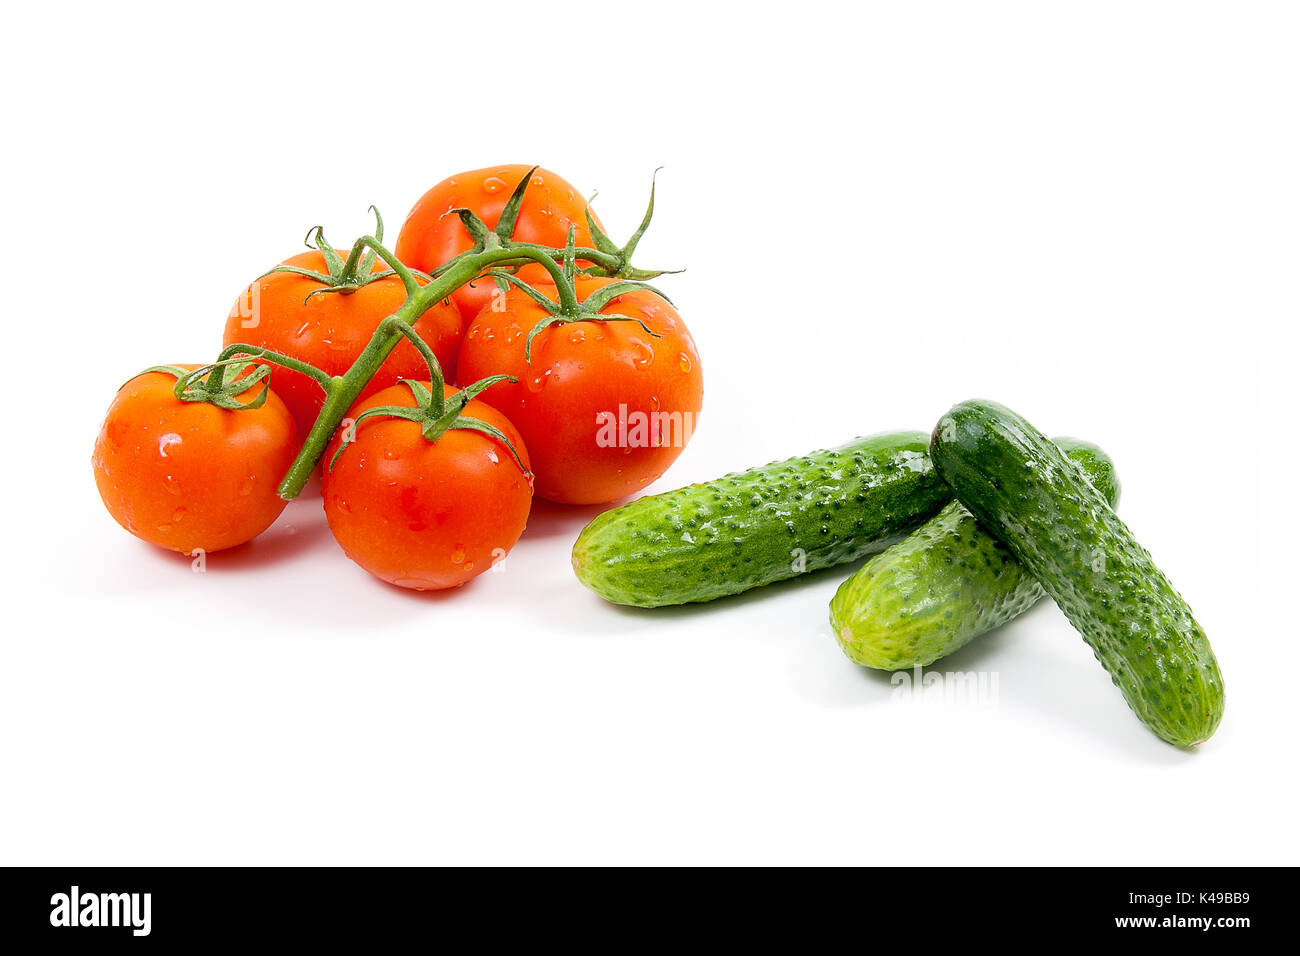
[328,377,527,473]
[488,229,673,363]
[581,167,682,281]
[261,207,433,302]
[436,166,678,289]
[327,320,529,475]
[143,360,276,411]
[437,164,541,258]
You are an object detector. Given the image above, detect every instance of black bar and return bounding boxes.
[0,866,1283,945]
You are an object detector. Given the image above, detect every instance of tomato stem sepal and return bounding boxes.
[438,165,680,289]
[582,167,682,282]
[326,321,529,475]
[258,207,434,302]
[483,231,674,362]
[143,360,277,411]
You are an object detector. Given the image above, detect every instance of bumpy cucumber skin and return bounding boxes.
[930,400,1224,747]
[572,432,951,607]
[830,438,1120,671]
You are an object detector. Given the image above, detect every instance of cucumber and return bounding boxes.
[830,438,1120,670]
[930,400,1224,747]
[572,432,951,607]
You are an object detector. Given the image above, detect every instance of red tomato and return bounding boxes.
[457,276,704,505]
[93,366,298,553]
[322,382,533,590]
[395,165,599,325]
[223,250,462,433]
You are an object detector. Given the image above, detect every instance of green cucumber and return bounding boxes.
[830,437,1120,670]
[572,432,951,607]
[930,400,1224,747]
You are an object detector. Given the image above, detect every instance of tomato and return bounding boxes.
[395,165,599,326]
[223,249,462,433]
[93,366,298,553]
[322,382,533,590]
[456,276,703,505]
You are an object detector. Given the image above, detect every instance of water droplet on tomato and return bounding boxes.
[451,547,466,564]
[462,561,475,572]
[394,576,434,590]
[678,352,693,373]
[171,508,186,523]
[631,342,654,370]
[162,474,181,496]
[569,328,586,345]
[649,395,661,411]
[158,433,182,458]
[238,476,255,496]
[482,176,507,194]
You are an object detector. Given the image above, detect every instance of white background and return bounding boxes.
[2,1,1296,865]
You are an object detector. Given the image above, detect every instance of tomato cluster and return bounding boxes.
[92,165,703,591]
